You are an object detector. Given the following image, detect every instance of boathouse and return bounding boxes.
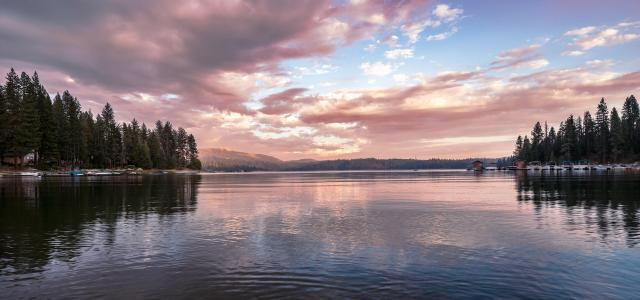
[472,160,483,171]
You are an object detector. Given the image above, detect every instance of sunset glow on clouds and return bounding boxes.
[1,0,639,159]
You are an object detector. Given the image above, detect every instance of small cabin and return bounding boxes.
[472,160,483,171]
[514,160,527,169]
[1,151,35,167]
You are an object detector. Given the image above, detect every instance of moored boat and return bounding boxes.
[592,165,611,171]
[573,160,590,170]
[527,161,542,171]
[485,162,498,171]
[541,162,558,171]
[19,171,42,177]
[45,172,70,177]
[612,164,628,172]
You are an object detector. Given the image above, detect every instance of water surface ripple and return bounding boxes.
[1,171,639,298]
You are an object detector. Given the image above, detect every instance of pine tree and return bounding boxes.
[39,96,58,167]
[575,116,583,157]
[161,121,177,168]
[531,122,544,161]
[621,95,639,156]
[52,94,69,165]
[522,135,532,161]
[610,108,624,162]
[546,127,557,162]
[33,72,57,168]
[18,72,40,165]
[583,111,595,159]
[63,91,82,167]
[187,134,201,169]
[101,103,122,168]
[176,127,188,168]
[514,135,523,159]
[0,82,7,162]
[595,98,610,162]
[92,115,107,168]
[79,111,94,167]
[561,115,577,161]
[148,132,166,169]
[4,68,22,166]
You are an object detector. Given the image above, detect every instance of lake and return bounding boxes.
[1,171,639,299]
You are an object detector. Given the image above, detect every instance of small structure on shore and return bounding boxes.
[1,151,35,167]
[471,160,483,171]
[514,160,527,170]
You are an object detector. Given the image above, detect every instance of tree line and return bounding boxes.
[513,96,639,163]
[203,157,499,172]
[0,68,201,170]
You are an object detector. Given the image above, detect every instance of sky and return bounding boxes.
[1,0,639,160]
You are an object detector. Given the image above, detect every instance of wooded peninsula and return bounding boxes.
[513,96,640,163]
[0,68,201,170]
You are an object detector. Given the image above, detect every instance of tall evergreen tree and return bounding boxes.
[514,135,523,159]
[595,98,610,162]
[522,135,532,161]
[52,94,67,165]
[79,111,94,167]
[33,72,57,168]
[148,132,166,169]
[610,108,624,162]
[161,121,177,168]
[575,116,583,157]
[621,95,639,155]
[92,115,107,168]
[176,127,188,168]
[4,68,22,166]
[18,72,40,164]
[546,127,557,162]
[63,91,82,166]
[561,115,578,160]
[0,82,7,162]
[101,103,122,168]
[582,111,595,159]
[187,134,201,169]
[531,122,544,161]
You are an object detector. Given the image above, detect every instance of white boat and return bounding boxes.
[527,161,542,171]
[542,162,561,171]
[19,172,42,177]
[573,160,591,170]
[612,165,627,172]
[561,161,573,170]
[485,162,498,171]
[94,172,115,176]
[592,165,610,171]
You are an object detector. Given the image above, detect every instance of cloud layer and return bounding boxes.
[1,1,638,159]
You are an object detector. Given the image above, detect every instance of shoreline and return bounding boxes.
[3,165,640,177]
[0,168,200,177]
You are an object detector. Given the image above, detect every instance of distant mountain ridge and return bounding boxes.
[200,148,502,171]
[199,148,286,171]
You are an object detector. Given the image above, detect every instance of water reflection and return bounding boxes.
[0,175,201,275]
[515,172,640,247]
[1,171,639,298]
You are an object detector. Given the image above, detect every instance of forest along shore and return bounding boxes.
[0,68,202,171]
[0,168,200,177]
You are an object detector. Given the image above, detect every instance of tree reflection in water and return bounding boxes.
[0,175,201,275]
[515,171,640,247]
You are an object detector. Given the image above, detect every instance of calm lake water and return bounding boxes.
[1,171,640,299]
